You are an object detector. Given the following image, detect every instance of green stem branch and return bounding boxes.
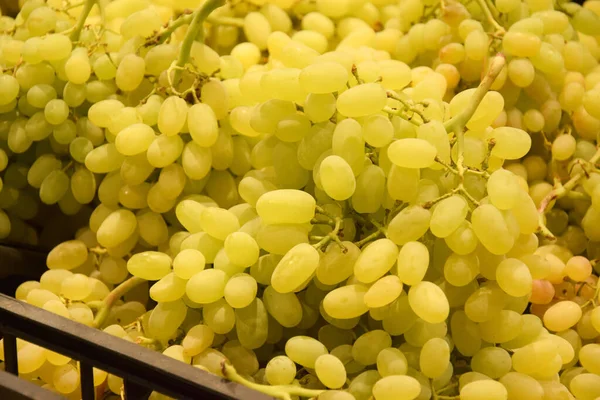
[92,277,145,329]
[70,0,96,41]
[473,0,506,34]
[444,55,506,135]
[173,0,225,85]
[222,363,325,400]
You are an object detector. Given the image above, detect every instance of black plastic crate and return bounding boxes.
[0,245,271,400]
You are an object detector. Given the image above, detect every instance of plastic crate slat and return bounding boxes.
[124,378,153,400]
[3,333,18,375]
[0,294,272,400]
[0,369,65,400]
[79,361,94,400]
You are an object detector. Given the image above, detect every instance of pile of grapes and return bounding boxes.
[2,0,600,398]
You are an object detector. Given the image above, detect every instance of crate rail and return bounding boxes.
[0,293,272,400]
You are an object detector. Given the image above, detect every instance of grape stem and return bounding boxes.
[444,54,505,180]
[150,11,243,45]
[312,216,346,252]
[70,0,96,41]
[387,91,430,123]
[472,0,506,34]
[92,276,146,329]
[173,0,226,85]
[355,228,385,248]
[538,146,600,239]
[221,362,325,400]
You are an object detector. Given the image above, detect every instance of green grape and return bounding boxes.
[314,354,346,389]
[51,363,80,393]
[149,272,187,303]
[256,189,315,225]
[127,251,171,281]
[182,324,214,357]
[408,281,449,324]
[235,298,268,349]
[499,372,544,400]
[430,195,469,238]
[460,379,507,400]
[186,103,218,147]
[445,221,478,255]
[192,348,228,376]
[376,347,408,377]
[25,112,53,141]
[88,99,124,128]
[322,283,369,320]
[262,285,302,327]
[285,336,327,369]
[552,134,577,161]
[64,47,91,85]
[316,240,360,285]
[512,339,557,375]
[27,83,57,108]
[303,93,335,123]
[53,119,77,144]
[120,7,163,39]
[147,134,184,168]
[371,375,421,400]
[260,68,307,103]
[480,309,522,343]
[114,123,157,157]
[171,249,205,280]
[299,62,348,94]
[224,232,259,268]
[265,355,296,385]
[223,273,257,309]
[331,117,365,175]
[420,337,450,379]
[387,206,431,245]
[271,243,319,293]
[175,199,206,233]
[319,154,356,199]
[147,300,187,341]
[396,241,429,285]
[387,165,419,202]
[487,127,531,160]
[60,273,92,300]
[347,370,381,400]
[39,169,69,205]
[115,54,145,92]
[27,154,62,188]
[495,258,532,297]
[543,301,582,332]
[157,96,188,136]
[199,207,239,240]
[8,119,32,153]
[180,232,223,263]
[98,256,128,284]
[451,310,482,356]
[203,298,235,335]
[0,75,20,105]
[350,165,384,213]
[388,138,437,169]
[471,204,514,255]
[85,143,125,173]
[444,252,480,286]
[336,83,387,118]
[186,269,228,304]
[487,169,521,210]
[44,99,69,125]
[364,275,403,308]
[354,239,398,284]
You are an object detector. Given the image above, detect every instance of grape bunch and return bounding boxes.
[1,0,600,399]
